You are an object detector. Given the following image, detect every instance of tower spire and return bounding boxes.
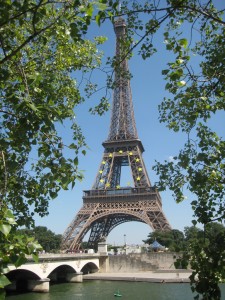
[107,18,138,141]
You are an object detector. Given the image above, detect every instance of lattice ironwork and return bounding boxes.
[108,18,138,141]
[61,18,171,251]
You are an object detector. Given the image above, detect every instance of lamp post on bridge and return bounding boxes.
[124,234,127,255]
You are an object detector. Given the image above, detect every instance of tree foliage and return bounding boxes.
[0,208,42,299]
[115,1,225,298]
[0,0,119,295]
[18,226,62,253]
[1,0,225,299]
[187,223,225,299]
[143,229,185,252]
[0,0,108,227]
[145,223,225,280]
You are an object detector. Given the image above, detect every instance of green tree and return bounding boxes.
[143,229,185,252]
[115,1,225,298]
[0,1,107,228]
[0,0,119,296]
[19,226,62,252]
[0,209,42,298]
[187,223,225,299]
[184,226,204,244]
[81,241,89,251]
[34,226,62,252]
[205,222,225,240]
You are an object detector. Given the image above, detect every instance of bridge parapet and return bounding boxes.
[26,253,101,262]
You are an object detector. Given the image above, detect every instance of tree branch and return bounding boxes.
[0,0,58,28]
[0,109,16,117]
[0,151,7,202]
[0,2,73,65]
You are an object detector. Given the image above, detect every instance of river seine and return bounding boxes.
[6,281,225,300]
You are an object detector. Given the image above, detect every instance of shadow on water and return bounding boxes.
[6,281,225,300]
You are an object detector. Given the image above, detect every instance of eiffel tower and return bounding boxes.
[61,18,171,251]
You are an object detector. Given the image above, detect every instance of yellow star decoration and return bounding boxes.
[136,158,140,162]
[138,167,142,171]
[128,151,133,155]
[119,150,123,154]
[99,170,103,174]
[109,153,113,157]
[116,185,120,189]
[100,179,104,183]
[137,176,141,181]
[127,182,131,186]
[101,161,106,164]
[105,183,110,187]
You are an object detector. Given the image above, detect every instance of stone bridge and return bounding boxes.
[6,253,108,293]
[5,251,178,294]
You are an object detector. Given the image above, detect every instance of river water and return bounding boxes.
[6,281,225,300]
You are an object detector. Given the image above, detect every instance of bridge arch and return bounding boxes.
[6,269,40,293]
[47,264,77,282]
[7,269,40,281]
[45,263,77,278]
[80,262,99,274]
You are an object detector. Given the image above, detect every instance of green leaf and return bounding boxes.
[32,253,39,263]
[192,220,197,226]
[74,157,79,165]
[4,209,14,219]
[14,256,27,268]
[95,14,101,26]
[0,288,6,300]
[0,224,11,236]
[6,218,17,225]
[96,3,108,11]
[34,87,41,93]
[27,102,38,112]
[49,191,58,199]
[179,38,188,48]
[0,275,11,288]
[86,4,94,17]
[162,69,170,75]
[177,80,186,87]
[69,143,77,149]
[1,266,10,275]
[70,23,80,40]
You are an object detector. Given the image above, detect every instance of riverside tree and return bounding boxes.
[0,0,119,297]
[112,1,225,299]
[18,226,62,253]
[143,229,185,252]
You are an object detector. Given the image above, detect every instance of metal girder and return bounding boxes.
[92,143,151,190]
[61,192,171,251]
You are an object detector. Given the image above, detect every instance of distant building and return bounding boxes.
[108,244,146,255]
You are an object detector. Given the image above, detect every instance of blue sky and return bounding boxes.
[34,4,224,245]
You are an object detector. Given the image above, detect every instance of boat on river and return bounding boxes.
[114,290,122,297]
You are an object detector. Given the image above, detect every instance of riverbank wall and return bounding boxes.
[108,252,178,272]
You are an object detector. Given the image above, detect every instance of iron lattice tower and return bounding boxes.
[61,18,171,251]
